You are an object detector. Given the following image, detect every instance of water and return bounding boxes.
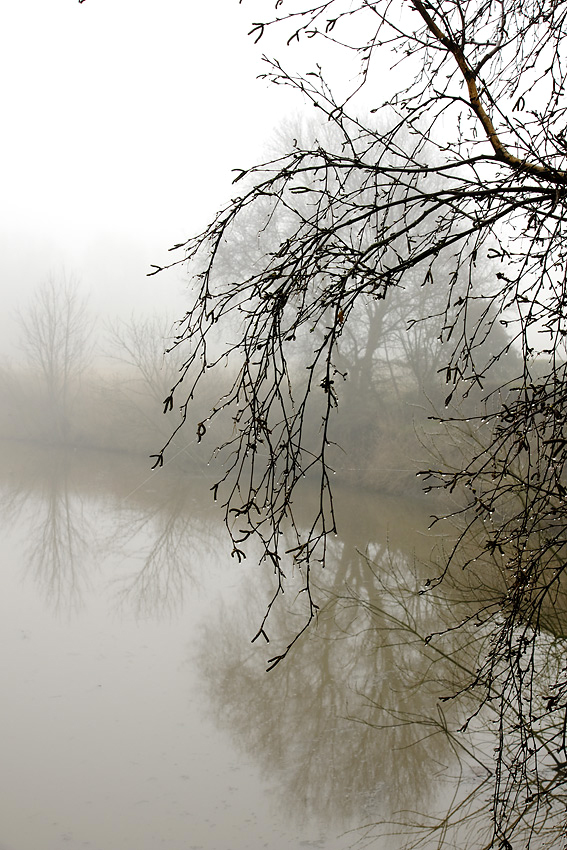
[0,441,476,850]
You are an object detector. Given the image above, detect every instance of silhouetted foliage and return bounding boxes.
[147,3,567,847]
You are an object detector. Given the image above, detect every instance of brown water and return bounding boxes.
[0,442,480,850]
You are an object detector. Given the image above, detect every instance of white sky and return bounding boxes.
[0,0,312,350]
[1,0,391,362]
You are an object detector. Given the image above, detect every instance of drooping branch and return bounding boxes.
[147,5,567,841]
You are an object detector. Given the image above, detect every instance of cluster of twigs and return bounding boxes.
[148,1,567,845]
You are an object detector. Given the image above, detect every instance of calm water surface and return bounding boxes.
[0,442,468,850]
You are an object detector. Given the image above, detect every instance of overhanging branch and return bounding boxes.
[411,0,567,185]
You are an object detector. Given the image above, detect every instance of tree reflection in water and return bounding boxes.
[0,444,95,612]
[195,486,567,850]
[192,494,454,839]
[330,538,567,848]
[0,441,218,618]
[2,441,566,848]
[106,467,219,618]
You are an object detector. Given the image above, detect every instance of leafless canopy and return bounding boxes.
[147,3,567,845]
[19,274,92,440]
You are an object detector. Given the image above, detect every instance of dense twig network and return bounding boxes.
[146,2,567,846]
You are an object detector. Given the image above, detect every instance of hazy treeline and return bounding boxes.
[2,273,521,496]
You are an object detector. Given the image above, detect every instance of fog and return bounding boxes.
[0,4,540,850]
[3,0,497,491]
[1,0,399,357]
[1,0,308,355]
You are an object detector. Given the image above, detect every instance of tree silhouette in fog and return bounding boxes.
[19,274,92,442]
[139,2,567,847]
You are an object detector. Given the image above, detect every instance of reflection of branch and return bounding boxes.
[27,487,92,612]
[196,496,567,847]
[0,443,223,621]
[344,548,567,849]
[196,521,467,831]
[108,474,219,618]
[0,450,94,612]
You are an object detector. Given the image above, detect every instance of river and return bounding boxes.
[0,440,490,850]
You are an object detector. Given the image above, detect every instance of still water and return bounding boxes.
[0,441,474,850]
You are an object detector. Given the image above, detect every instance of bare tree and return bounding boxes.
[106,315,182,407]
[19,273,92,441]
[140,3,567,846]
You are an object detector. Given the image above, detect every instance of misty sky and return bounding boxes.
[1,0,310,352]
[2,0,390,360]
